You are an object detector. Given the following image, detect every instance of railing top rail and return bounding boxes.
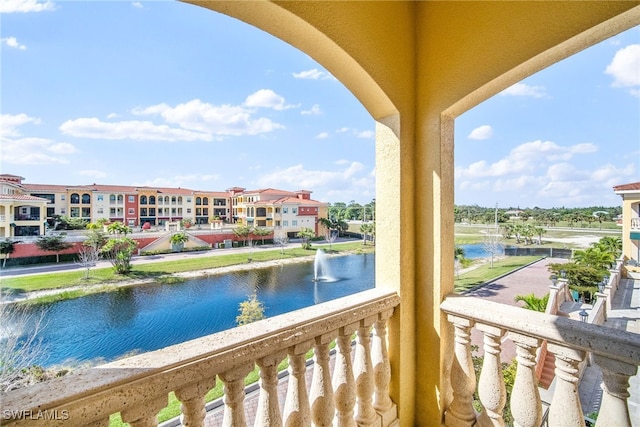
[441,294,640,366]
[2,288,399,423]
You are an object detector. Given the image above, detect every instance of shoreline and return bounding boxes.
[1,252,345,305]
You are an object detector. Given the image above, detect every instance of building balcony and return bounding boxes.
[2,283,638,426]
[631,218,640,230]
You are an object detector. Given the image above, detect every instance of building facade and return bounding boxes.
[0,175,327,237]
[614,181,640,265]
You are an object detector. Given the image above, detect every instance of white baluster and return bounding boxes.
[175,377,217,427]
[255,351,286,427]
[546,344,586,427]
[476,324,506,427]
[283,340,313,427]
[333,323,358,427]
[310,333,336,426]
[372,310,393,410]
[354,315,377,426]
[592,354,636,427]
[120,396,167,427]
[508,332,542,427]
[444,315,477,427]
[220,363,253,427]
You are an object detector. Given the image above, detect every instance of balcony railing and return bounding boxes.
[441,295,640,427]
[1,288,400,427]
[631,217,640,230]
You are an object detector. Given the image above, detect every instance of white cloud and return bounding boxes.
[456,140,598,179]
[78,170,107,179]
[1,37,26,50]
[132,2,143,8]
[468,125,493,140]
[244,89,297,111]
[257,161,373,196]
[500,82,548,98]
[301,104,322,115]
[336,127,350,133]
[605,44,640,95]
[60,117,212,141]
[356,130,374,139]
[0,113,41,137]
[292,69,334,80]
[136,174,220,189]
[63,97,285,141]
[315,132,329,139]
[1,137,75,165]
[0,0,55,13]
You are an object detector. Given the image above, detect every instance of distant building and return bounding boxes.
[613,181,640,264]
[0,174,328,238]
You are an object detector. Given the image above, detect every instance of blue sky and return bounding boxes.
[1,1,638,209]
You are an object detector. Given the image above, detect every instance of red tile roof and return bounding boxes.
[613,182,640,191]
[0,194,50,202]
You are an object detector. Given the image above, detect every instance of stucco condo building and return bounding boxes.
[0,174,328,238]
[614,181,640,263]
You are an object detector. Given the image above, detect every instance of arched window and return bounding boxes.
[81,193,91,204]
[177,196,183,204]
[117,195,124,203]
[109,194,116,203]
[149,196,156,205]
[171,196,177,203]
[196,197,202,205]
[70,193,80,204]
[140,195,147,205]
[203,197,209,205]
[165,196,170,204]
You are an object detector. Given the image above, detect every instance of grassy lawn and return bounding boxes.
[0,241,372,299]
[454,256,541,293]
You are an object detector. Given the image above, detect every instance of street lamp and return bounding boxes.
[579,309,589,323]
[550,274,558,286]
[560,270,566,279]
[598,281,605,293]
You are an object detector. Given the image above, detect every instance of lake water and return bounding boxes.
[7,253,374,367]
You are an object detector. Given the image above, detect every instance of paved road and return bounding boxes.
[0,238,359,279]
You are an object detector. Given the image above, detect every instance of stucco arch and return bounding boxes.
[185,1,404,121]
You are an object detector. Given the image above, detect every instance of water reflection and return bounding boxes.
[7,253,374,367]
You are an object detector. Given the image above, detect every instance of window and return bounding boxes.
[61,194,65,200]
[110,194,116,203]
[70,207,80,217]
[97,195,104,202]
[128,208,135,215]
[187,208,192,214]
[283,220,288,226]
[292,220,298,226]
[141,208,147,216]
[149,208,156,216]
[32,193,55,203]
[110,208,116,215]
[187,197,192,203]
[117,195,124,203]
[140,196,147,205]
[203,197,208,205]
[97,208,103,214]
[61,208,66,214]
[196,197,202,205]
[203,208,208,216]
[82,193,91,204]
[283,207,288,214]
[128,196,135,202]
[70,193,80,204]
[149,196,156,205]
[82,207,91,217]
[292,207,297,214]
[172,196,177,203]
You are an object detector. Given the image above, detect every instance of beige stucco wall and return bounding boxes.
[619,192,640,262]
[182,2,639,424]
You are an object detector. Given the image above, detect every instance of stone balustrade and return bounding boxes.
[1,288,400,427]
[441,295,640,427]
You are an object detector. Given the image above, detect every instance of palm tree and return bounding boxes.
[514,293,549,312]
[594,236,622,258]
[573,246,615,273]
